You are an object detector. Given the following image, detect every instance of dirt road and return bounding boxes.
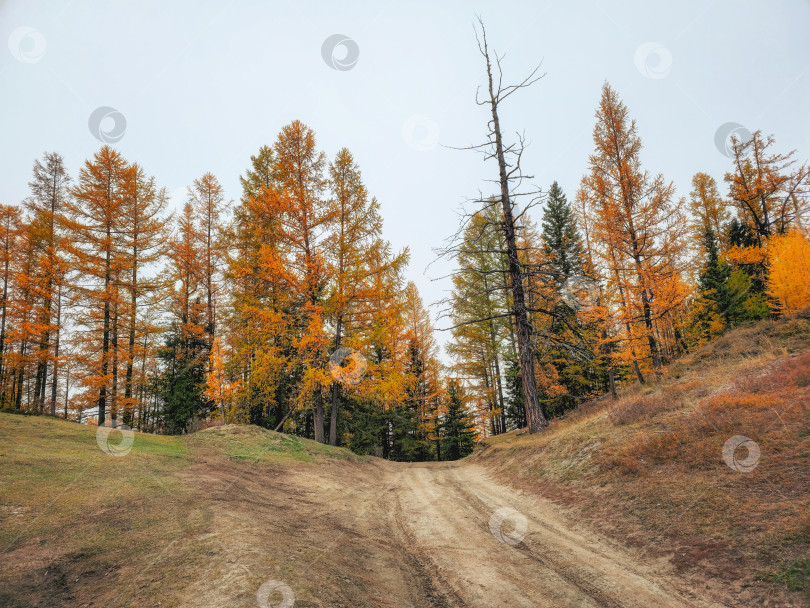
[181,457,729,608]
[379,463,725,608]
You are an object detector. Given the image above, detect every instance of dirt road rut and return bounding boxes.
[181,457,729,607]
[378,462,725,608]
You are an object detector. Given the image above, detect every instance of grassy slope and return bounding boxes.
[472,311,810,606]
[2,315,808,606]
[0,415,361,607]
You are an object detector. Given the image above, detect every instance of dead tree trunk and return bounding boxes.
[477,21,547,432]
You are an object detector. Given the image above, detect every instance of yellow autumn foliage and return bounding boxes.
[766,230,810,314]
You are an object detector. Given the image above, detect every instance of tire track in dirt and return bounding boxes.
[383,481,468,608]
[382,462,731,608]
[172,448,733,607]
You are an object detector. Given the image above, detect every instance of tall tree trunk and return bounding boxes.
[98,248,111,426]
[49,286,61,415]
[111,297,119,427]
[63,365,70,418]
[34,331,46,414]
[329,316,342,446]
[314,389,325,443]
[124,253,137,427]
[137,331,150,429]
[639,282,662,372]
[481,349,496,435]
[34,269,54,413]
[206,200,215,352]
[611,260,645,385]
[600,324,618,400]
[482,43,547,433]
[0,255,8,406]
[492,352,506,434]
[14,340,26,409]
[618,144,663,374]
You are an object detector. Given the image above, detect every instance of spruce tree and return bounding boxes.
[698,228,730,303]
[541,181,584,279]
[158,311,209,434]
[440,380,476,460]
[690,227,767,341]
[690,228,730,342]
[503,359,526,430]
[540,182,602,413]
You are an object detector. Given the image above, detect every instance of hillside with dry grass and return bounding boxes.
[1,314,808,608]
[472,311,810,607]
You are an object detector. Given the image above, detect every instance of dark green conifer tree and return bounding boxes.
[440,379,476,460]
[541,181,584,279]
[503,359,526,430]
[157,306,210,434]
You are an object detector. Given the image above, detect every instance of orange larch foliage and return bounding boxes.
[766,230,810,314]
[63,146,129,426]
[576,83,690,381]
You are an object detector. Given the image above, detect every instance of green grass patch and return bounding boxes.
[0,413,190,548]
[188,424,363,464]
[757,559,810,594]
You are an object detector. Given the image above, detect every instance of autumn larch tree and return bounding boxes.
[766,229,810,315]
[64,146,129,426]
[577,83,689,378]
[10,221,43,409]
[26,152,70,414]
[227,144,296,428]
[272,121,333,443]
[119,163,170,425]
[447,206,510,436]
[325,147,407,446]
[0,205,22,406]
[347,228,410,457]
[160,201,209,432]
[189,173,226,355]
[396,282,442,460]
[204,335,230,424]
[725,131,809,246]
[688,172,730,253]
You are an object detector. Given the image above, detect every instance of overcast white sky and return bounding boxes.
[2,0,809,355]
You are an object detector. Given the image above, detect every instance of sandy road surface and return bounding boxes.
[379,462,726,608]
[180,458,729,608]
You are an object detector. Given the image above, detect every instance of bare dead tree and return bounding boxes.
[478,28,548,432]
[435,18,566,433]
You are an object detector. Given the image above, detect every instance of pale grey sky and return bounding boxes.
[2,0,809,352]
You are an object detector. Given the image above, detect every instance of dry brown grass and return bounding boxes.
[472,312,810,607]
[0,415,363,608]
